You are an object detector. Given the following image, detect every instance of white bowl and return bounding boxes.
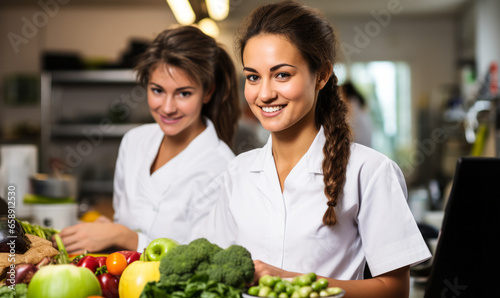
[242,289,345,298]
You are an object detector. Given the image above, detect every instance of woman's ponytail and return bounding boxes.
[202,46,240,147]
[316,74,352,226]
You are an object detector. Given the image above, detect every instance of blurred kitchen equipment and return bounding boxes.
[0,145,37,219]
[29,173,78,199]
[25,173,79,230]
[30,203,78,230]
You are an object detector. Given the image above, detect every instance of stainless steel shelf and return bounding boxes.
[49,69,137,84]
[51,124,141,138]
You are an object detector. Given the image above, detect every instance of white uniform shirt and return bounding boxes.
[202,127,431,279]
[113,119,235,252]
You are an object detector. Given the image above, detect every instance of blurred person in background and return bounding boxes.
[56,26,240,254]
[341,81,373,147]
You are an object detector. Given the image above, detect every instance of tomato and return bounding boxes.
[106,252,128,276]
[27,264,102,298]
[97,273,119,298]
[77,256,99,273]
[116,250,141,265]
[96,256,107,268]
[118,261,160,298]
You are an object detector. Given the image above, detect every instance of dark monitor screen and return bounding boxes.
[424,157,500,297]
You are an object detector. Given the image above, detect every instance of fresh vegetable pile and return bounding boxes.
[247,273,344,298]
[141,238,255,298]
[17,221,59,242]
[26,264,102,298]
[73,250,141,298]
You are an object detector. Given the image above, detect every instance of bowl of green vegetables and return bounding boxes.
[243,273,344,298]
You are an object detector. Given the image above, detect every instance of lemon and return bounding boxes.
[80,210,101,222]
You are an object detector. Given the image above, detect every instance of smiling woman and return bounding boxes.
[56,25,241,254]
[200,1,431,297]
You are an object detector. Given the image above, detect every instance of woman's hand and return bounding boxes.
[253,260,301,284]
[54,222,138,254]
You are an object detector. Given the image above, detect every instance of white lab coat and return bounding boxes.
[201,127,431,279]
[113,119,235,252]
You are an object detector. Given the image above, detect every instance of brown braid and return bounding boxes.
[317,74,352,226]
[236,0,352,226]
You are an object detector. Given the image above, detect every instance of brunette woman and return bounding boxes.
[58,26,240,254]
[202,1,430,297]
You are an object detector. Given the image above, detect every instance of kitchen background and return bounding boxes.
[0,0,499,225]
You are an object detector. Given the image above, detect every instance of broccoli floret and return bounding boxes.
[159,239,254,289]
[207,244,255,288]
[160,238,222,282]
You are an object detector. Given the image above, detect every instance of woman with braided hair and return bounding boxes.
[201,1,430,296]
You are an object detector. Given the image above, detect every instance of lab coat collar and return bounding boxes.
[142,118,220,196]
[249,126,325,175]
[184,117,220,159]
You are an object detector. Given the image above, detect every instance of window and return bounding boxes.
[337,61,412,169]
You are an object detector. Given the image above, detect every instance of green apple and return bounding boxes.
[144,238,179,261]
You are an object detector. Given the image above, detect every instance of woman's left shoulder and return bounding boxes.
[348,143,401,174]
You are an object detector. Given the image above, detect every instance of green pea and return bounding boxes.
[306,272,317,282]
[317,278,329,289]
[297,275,313,286]
[258,286,272,297]
[274,281,287,293]
[248,286,260,296]
[326,287,343,296]
[299,286,313,298]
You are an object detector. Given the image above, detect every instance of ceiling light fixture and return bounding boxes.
[205,0,229,21]
[165,0,196,25]
[198,18,220,37]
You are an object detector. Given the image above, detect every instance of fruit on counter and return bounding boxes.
[106,252,128,276]
[96,256,107,268]
[247,273,344,298]
[80,210,102,222]
[97,273,119,298]
[116,250,141,265]
[143,238,179,262]
[77,255,100,273]
[118,260,160,298]
[26,264,102,298]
